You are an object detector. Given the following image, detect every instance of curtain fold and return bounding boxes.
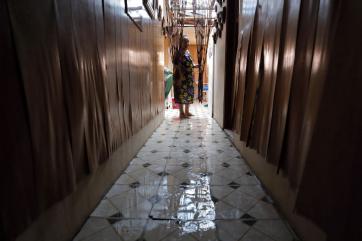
[1,0,164,240]
[229,0,361,240]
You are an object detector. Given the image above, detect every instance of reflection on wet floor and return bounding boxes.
[73,105,300,241]
[176,176,216,234]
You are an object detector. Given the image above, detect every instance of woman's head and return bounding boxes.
[180,35,189,51]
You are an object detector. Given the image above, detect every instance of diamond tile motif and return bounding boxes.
[107,212,123,224]
[73,106,299,241]
[221,162,230,168]
[182,162,190,168]
[129,181,141,189]
[211,195,219,203]
[180,180,191,187]
[157,171,169,176]
[241,213,257,226]
[228,181,241,189]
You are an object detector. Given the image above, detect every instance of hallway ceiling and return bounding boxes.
[168,0,216,27]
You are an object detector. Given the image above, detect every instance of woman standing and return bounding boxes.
[173,36,197,118]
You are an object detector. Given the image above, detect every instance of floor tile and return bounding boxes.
[234,175,260,185]
[223,190,259,212]
[112,219,147,241]
[241,228,275,241]
[209,174,233,186]
[80,226,122,241]
[162,231,198,241]
[73,106,299,241]
[127,169,163,186]
[115,173,137,185]
[238,185,266,200]
[143,220,179,241]
[247,201,281,219]
[215,201,244,219]
[210,186,234,200]
[108,189,153,219]
[90,199,119,218]
[215,220,250,241]
[73,218,111,241]
[254,220,295,241]
[106,185,131,199]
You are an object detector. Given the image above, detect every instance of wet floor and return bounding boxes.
[73,106,299,241]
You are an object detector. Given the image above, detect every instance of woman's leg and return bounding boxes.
[185,104,193,116]
[179,104,185,117]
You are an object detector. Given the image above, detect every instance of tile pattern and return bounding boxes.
[73,106,300,241]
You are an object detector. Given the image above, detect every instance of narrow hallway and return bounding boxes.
[73,106,298,241]
[2,1,362,240]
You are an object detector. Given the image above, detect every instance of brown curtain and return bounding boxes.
[278,0,320,186]
[267,0,301,165]
[8,0,77,210]
[228,0,362,240]
[240,0,267,144]
[1,0,164,240]
[0,1,38,239]
[295,1,362,240]
[249,0,285,156]
[231,0,258,133]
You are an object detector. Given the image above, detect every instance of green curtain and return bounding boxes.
[164,68,173,98]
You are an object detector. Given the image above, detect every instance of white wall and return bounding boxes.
[207,37,214,116]
[213,20,227,127]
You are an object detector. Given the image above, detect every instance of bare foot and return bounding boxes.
[180,113,189,119]
[185,112,194,117]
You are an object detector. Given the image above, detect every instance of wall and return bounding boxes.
[222,0,362,240]
[207,40,214,115]
[0,0,164,240]
[164,38,172,69]
[213,1,227,127]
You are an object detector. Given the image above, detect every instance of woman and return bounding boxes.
[173,36,197,118]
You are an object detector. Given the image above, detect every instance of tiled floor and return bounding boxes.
[73,105,299,241]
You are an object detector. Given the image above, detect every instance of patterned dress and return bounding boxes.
[173,50,194,104]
